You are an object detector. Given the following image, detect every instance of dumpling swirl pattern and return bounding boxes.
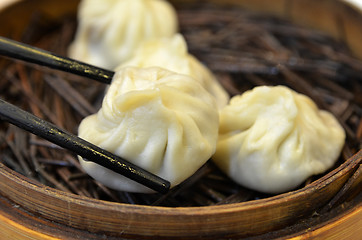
[78,67,219,192]
[118,34,229,108]
[212,86,345,194]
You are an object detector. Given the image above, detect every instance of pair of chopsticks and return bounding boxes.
[0,36,170,194]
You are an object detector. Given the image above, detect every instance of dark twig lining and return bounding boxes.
[0,3,360,207]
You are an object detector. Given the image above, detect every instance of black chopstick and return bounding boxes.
[0,98,170,194]
[0,36,114,84]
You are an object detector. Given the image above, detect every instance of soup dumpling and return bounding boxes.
[68,0,178,69]
[78,67,219,193]
[212,85,345,194]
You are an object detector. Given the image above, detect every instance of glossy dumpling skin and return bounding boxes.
[68,0,178,69]
[117,34,229,108]
[78,67,219,193]
[212,86,345,194]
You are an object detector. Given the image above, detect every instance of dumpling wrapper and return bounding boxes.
[212,85,345,194]
[78,67,219,193]
[117,34,229,108]
[68,0,178,69]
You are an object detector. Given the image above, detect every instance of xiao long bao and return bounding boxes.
[212,86,345,194]
[68,0,178,70]
[78,67,219,193]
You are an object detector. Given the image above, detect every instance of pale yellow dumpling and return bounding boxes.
[78,67,219,193]
[213,86,345,194]
[117,34,229,108]
[68,0,178,69]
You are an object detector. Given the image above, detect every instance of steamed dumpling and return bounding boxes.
[212,86,345,194]
[78,67,219,193]
[68,0,178,69]
[117,34,229,108]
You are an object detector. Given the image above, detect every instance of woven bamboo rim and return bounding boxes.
[0,0,361,239]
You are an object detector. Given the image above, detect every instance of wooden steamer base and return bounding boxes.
[0,0,361,239]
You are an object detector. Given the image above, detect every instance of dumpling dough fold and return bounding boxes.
[78,67,219,193]
[213,85,345,194]
[117,34,229,108]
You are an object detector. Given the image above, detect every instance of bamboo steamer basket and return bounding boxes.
[0,0,361,239]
